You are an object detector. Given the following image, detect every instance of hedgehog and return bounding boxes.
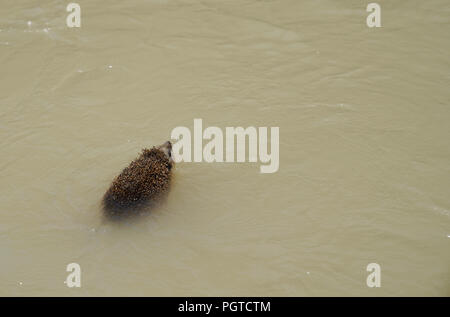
[102,141,174,219]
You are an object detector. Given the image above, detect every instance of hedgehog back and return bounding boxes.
[102,148,171,213]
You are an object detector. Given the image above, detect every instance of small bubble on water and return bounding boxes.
[18,281,23,286]
[27,21,32,27]
[108,65,113,69]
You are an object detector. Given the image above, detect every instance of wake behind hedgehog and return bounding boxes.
[102,141,174,220]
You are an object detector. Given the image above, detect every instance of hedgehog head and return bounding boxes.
[157,141,173,165]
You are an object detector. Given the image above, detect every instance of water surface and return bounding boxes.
[0,0,449,296]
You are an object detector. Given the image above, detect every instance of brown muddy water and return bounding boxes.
[0,0,449,296]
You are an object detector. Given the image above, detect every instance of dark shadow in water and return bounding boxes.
[101,191,169,223]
